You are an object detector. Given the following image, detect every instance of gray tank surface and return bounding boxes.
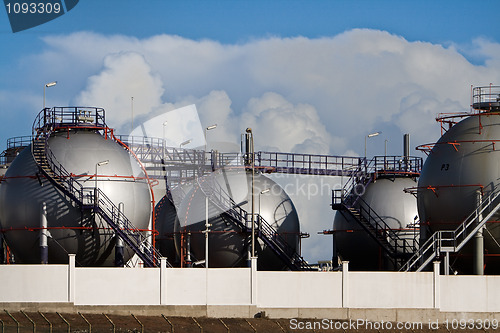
[417,113,500,274]
[0,130,152,266]
[334,176,419,271]
[155,195,180,266]
[173,169,300,270]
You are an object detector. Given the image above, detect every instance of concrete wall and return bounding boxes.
[1,258,499,318]
[348,271,434,309]
[440,275,500,312]
[257,271,342,308]
[0,264,68,302]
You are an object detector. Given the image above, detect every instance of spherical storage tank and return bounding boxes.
[417,87,500,273]
[334,174,419,271]
[170,169,300,270]
[0,108,152,266]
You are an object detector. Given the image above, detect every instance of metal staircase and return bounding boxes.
[400,187,500,272]
[31,107,169,268]
[332,158,418,269]
[196,174,314,271]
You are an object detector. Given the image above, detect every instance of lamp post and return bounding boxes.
[246,128,256,258]
[162,121,168,148]
[204,124,217,152]
[364,131,381,158]
[43,81,57,109]
[384,139,388,170]
[131,97,134,133]
[204,195,211,268]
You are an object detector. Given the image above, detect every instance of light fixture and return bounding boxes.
[180,139,192,148]
[43,81,57,109]
[95,160,109,190]
[365,131,382,158]
[204,124,217,151]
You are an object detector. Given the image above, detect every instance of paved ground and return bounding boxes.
[0,311,498,332]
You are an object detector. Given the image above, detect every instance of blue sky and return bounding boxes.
[1,0,500,262]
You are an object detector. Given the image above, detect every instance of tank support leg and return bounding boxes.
[474,227,484,275]
[0,232,4,264]
[474,190,484,275]
[40,202,48,264]
[115,202,124,267]
[444,252,450,275]
[186,232,192,267]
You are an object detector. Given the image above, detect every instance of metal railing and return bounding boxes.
[6,136,32,149]
[32,107,106,134]
[472,85,500,110]
[254,151,363,176]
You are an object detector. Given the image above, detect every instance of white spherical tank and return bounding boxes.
[173,169,300,270]
[0,130,152,266]
[417,112,500,273]
[334,176,419,270]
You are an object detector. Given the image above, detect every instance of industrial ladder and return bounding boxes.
[331,160,418,269]
[31,110,169,268]
[400,187,500,272]
[196,175,314,271]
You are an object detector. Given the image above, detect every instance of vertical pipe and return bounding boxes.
[115,202,124,267]
[146,215,153,258]
[0,232,4,264]
[403,133,410,171]
[40,202,48,264]
[250,132,255,258]
[444,252,449,275]
[332,231,337,268]
[244,133,251,166]
[186,232,192,267]
[474,190,484,275]
[205,195,209,268]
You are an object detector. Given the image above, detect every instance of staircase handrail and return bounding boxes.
[400,186,500,272]
[83,187,167,267]
[195,173,313,270]
[356,196,418,256]
[30,108,168,267]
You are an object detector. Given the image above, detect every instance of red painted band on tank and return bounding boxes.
[417,140,500,155]
[0,226,159,234]
[405,184,484,197]
[1,174,149,181]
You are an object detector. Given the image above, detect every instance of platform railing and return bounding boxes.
[472,85,500,111]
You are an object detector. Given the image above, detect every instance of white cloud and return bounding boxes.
[75,52,163,131]
[240,92,334,154]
